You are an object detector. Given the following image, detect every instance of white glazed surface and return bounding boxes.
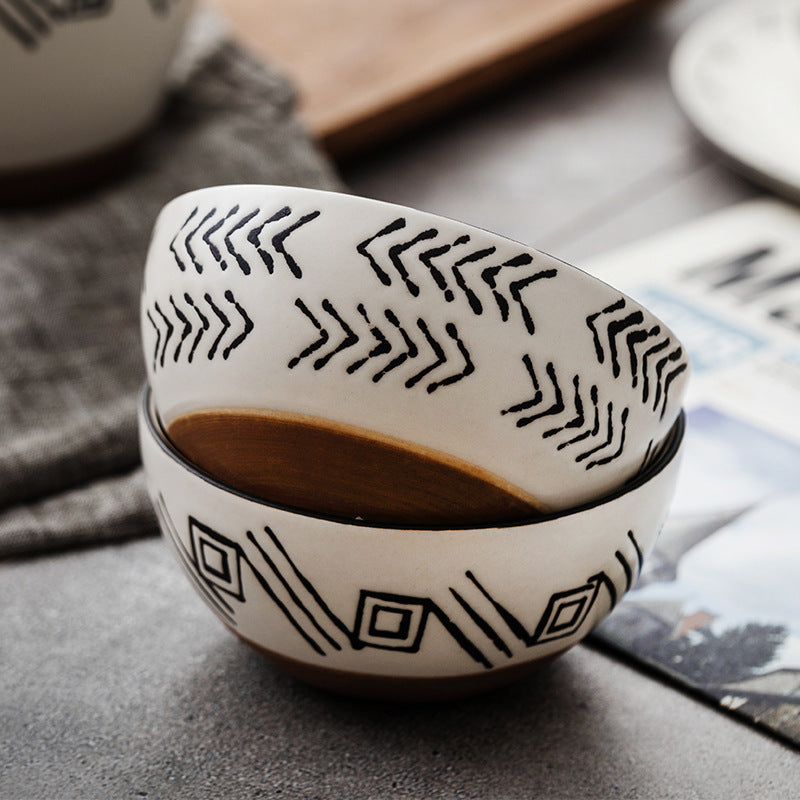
[139,387,684,681]
[142,185,690,511]
[0,0,193,171]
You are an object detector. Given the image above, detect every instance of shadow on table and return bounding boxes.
[160,637,645,796]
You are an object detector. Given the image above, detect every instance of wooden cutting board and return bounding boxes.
[212,0,666,158]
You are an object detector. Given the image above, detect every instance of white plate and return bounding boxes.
[670,0,800,201]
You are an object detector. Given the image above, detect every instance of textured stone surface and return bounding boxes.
[2,538,797,799]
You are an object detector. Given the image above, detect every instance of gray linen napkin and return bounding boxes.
[0,16,342,558]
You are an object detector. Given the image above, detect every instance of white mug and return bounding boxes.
[0,0,193,174]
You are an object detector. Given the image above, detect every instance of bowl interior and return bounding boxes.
[143,386,685,532]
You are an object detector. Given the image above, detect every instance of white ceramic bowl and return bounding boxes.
[139,385,685,701]
[0,0,193,174]
[142,185,689,512]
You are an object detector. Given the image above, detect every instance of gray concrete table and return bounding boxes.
[3,1,798,798]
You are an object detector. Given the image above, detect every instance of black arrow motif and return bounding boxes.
[222,289,254,359]
[425,323,475,394]
[575,402,629,470]
[169,295,192,362]
[586,298,626,363]
[153,301,173,368]
[372,309,418,382]
[185,207,217,274]
[658,360,688,420]
[313,300,358,369]
[202,205,239,269]
[557,385,600,451]
[418,234,471,302]
[147,290,254,368]
[480,253,533,321]
[500,358,629,468]
[183,292,209,363]
[170,204,320,277]
[356,217,407,286]
[247,206,291,272]
[501,356,564,428]
[651,346,684,416]
[606,311,645,378]
[501,354,541,415]
[543,375,584,438]
[583,407,629,470]
[287,299,358,370]
[287,299,329,368]
[169,206,197,272]
[626,325,661,387]
[272,210,321,278]
[639,337,671,403]
[204,293,230,359]
[404,319,447,389]
[346,304,391,374]
[1,0,47,48]
[472,255,557,334]
[388,228,439,296]
[450,246,497,314]
[507,267,558,335]
[587,298,687,417]
[224,207,262,275]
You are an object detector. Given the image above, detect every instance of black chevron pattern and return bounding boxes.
[146,289,253,369]
[169,204,321,278]
[287,298,475,394]
[355,219,558,334]
[501,355,630,469]
[586,296,689,419]
[0,0,109,48]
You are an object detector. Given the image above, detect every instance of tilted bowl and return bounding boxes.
[142,185,689,514]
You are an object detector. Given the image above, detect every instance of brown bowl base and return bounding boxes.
[234,629,568,702]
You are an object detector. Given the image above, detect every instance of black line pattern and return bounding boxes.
[355,218,557,333]
[245,528,351,656]
[501,355,630,469]
[169,204,320,277]
[146,289,253,369]
[161,510,644,670]
[0,0,110,48]
[287,298,475,394]
[154,497,237,628]
[588,530,644,610]
[585,296,688,420]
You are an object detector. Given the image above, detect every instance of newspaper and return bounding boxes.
[584,199,800,747]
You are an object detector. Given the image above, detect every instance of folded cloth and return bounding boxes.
[0,14,343,558]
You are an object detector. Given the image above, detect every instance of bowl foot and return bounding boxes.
[235,630,568,702]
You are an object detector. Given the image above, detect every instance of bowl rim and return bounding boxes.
[141,384,685,532]
[153,185,680,315]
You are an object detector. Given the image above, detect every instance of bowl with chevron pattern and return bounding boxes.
[139,384,685,701]
[142,185,689,517]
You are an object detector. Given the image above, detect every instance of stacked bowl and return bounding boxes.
[139,185,689,700]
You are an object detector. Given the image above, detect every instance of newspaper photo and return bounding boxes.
[585,199,800,747]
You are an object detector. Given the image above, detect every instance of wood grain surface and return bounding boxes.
[212,0,666,157]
